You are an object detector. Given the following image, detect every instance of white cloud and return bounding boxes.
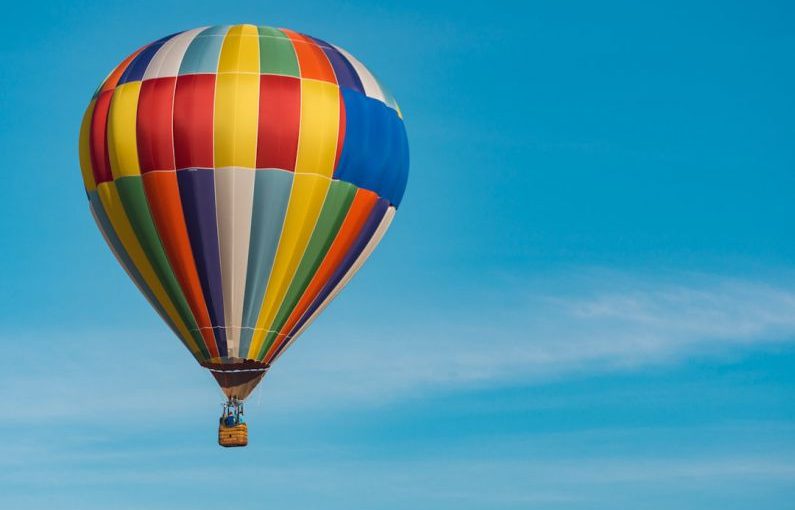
[261,271,795,408]
[2,271,794,418]
[2,433,794,510]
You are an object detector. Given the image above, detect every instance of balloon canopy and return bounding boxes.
[79,25,408,400]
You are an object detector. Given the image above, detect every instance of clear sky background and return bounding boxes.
[1,1,794,508]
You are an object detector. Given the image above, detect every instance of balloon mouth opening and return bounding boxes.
[201,358,270,371]
[201,359,270,401]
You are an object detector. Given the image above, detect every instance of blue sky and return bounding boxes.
[1,0,794,508]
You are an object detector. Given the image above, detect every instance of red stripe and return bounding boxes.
[256,75,301,170]
[174,74,216,169]
[137,77,176,172]
[142,171,220,358]
[89,90,114,185]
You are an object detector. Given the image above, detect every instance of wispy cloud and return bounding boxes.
[262,271,795,407]
[3,271,795,418]
[2,431,794,509]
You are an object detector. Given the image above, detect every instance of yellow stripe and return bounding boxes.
[107,82,142,178]
[96,182,202,357]
[247,173,331,358]
[218,24,260,73]
[294,80,340,177]
[78,100,97,192]
[214,25,260,169]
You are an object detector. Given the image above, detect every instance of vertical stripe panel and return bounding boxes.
[336,206,396,296]
[335,89,380,190]
[257,26,300,77]
[237,170,293,358]
[107,82,142,178]
[310,37,364,93]
[137,77,176,172]
[281,30,337,83]
[141,172,222,357]
[213,24,261,356]
[214,72,260,168]
[331,45,386,103]
[380,111,410,207]
[256,75,300,170]
[174,74,215,168]
[142,28,203,80]
[218,24,260,73]
[214,168,256,356]
[89,90,113,185]
[79,100,98,192]
[176,168,227,353]
[118,33,178,85]
[335,88,409,206]
[100,46,146,93]
[334,91,347,172]
[179,26,229,75]
[294,80,340,176]
[214,26,260,169]
[246,173,330,358]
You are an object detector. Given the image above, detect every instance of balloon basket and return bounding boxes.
[218,423,248,447]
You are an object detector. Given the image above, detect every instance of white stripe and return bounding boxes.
[215,168,256,358]
[143,28,205,80]
[273,206,396,361]
[331,45,387,103]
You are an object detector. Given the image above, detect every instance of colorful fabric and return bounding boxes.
[79,24,408,367]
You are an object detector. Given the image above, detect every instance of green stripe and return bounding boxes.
[258,26,300,77]
[257,181,356,358]
[115,176,210,359]
[89,191,187,350]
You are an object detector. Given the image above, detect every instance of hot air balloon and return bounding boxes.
[78,24,408,447]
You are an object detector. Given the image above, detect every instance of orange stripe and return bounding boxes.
[100,47,145,94]
[281,29,337,83]
[263,189,378,363]
[141,171,220,358]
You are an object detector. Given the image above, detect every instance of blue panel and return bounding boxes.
[176,168,227,356]
[118,33,179,84]
[198,25,229,36]
[381,113,410,207]
[237,169,293,358]
[310,36,364,93]
[335,88,382,192]
[335,88,409,206]
[179,25,230,75]
[392,129,410,206]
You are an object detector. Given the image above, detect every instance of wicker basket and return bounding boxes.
[218,423,248,447]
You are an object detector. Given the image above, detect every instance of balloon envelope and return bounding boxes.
[79,24,408,400]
